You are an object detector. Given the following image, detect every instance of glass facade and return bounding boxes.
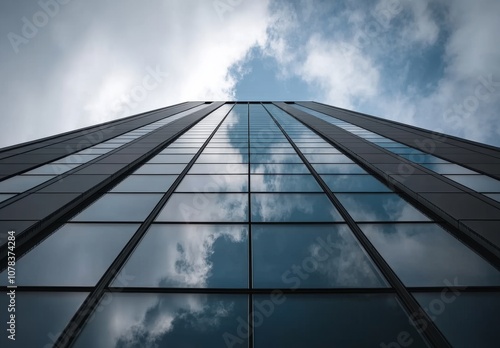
[1,101,499,347]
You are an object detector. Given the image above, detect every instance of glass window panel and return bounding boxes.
[304,154,354,163]
[399,154,448,163]
[156,193,248,222]
[203,147,248,154]
[197,154,248,163]
[23,163,80,175]
[485,193,500,202]
[110,175,177,193]
[72,194,162,221]
[312,163,367,174]
[322,175,391,192]
[251,174,322,192]
[0,194,15,203]
[250,154,303,163]
[300,148,341,154]
[176,175,248,192]
[413,292,500,348]
[251,193,343,222]
[250,147,297,154]
[113,224,248,288]
[250,163,310,174]
[77,148,113,155]
[253,294,428,347]
[336,193,430,222]
[53,154,100,164]
[147,154,194,164]
[0,175,54,193]
[420,163,477,175]
[253,224,386,288]
[160,147,199,154]
[387,147,426,155]
[445,174,500,192]
[0,223,138,286]
[188,163,248,174]
[360,223,500,287]
[133,164,186,174]
[72,293,248,348]
[0,292,88,348]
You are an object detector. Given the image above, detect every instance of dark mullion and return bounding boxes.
[262,104,452,348]
[54,104,235,348]
[247,103,253,348]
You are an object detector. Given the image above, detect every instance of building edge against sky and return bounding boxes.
[0,101,499,347]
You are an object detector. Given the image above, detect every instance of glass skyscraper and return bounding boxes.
[1,101,499,347]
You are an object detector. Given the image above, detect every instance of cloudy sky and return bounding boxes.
[1,0,499,148]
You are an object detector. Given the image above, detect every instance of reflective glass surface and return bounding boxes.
[251,193,344,222]
[336,193,430,222]
[414,292,500,348]
[250,163,310,174]
[251,175,322,192]
[360,224,500,287]
[398,154,448,163]
[0,175,54,193]
[110,175,177,192]
[485,193,500,202]
[0,194,14,203]
[445,174,500,192]
[312,163,367,174]
[156,193,248,222]
[250,154,303,163]
[147,154,194,164]
[113,224,248,288]
[322,175,391,192]
[197,154,248,163]
[0,292,88,348]
[253,294,428,347]
[72,194,162,221]
[72,293,248,348]
[304,154,354,163]
[133,164,186,174]
[253,224,386,288]
[53,154,100,164]
[24,163,80,175]
[420,163,477,175]
[176,175,248,192]
[188,163,248,174]
[0,223,138,286]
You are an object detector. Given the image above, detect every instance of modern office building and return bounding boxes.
[1,101,500,347]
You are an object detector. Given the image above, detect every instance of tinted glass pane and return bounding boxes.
[253,224,386,288]
[420,163,477,175]
[250,154,303,163]
[156,193,248,222]
[0,175,54,193]
[414,292,500,348]
[110,175,177,192]
[133,164,186,174]
[0,223,138,286]
[197,154,248,163]
[336,193,430,222]
[322,174,391,192]
[188,163,248,174]
[485,193,500,202]
[72,194,162,221]
[312,163,367,174]
[304,154,354,163]
[445,175,500,192]
[160,147,199,154]
[250,163,310,174]
[53,154,100,164]
[113,224,248,288]
[0,194,14,203]
[399,154,448,163]
[360,223,500,287]
[0,292,87,348]
[73,293,248,348]
[147,154,194,164]
[251,193,344,222]
[253,294,428,347]
[251,175,322,192]
[176,175,248,192]
[24,163,80,175]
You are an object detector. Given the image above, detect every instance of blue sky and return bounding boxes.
[1,0,499,148]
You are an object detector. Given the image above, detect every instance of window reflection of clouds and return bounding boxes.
[113,224,248,288]
[360,224,500,287]
[251,193,343,222]
[336,194,430,222]
[250,174,321,192]
[73,293,247,348]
